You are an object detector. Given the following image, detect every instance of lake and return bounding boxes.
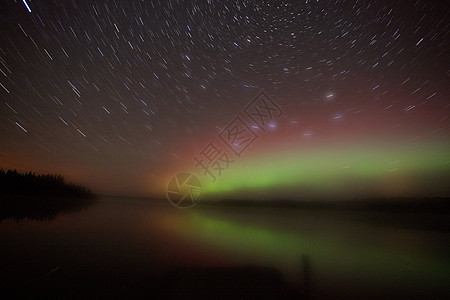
[0,197,449,299]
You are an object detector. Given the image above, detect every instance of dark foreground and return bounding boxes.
[0,197,449,299]
[3,265,300,299]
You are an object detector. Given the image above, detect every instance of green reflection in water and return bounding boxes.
[180,211,449,289]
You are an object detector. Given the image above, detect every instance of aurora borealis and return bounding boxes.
[0,1,448,199]
[196,141,450,199]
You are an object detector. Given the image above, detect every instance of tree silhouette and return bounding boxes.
[0,169,95,222]
[0,169,93,198]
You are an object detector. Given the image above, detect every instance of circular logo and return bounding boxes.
[167,173,202,208]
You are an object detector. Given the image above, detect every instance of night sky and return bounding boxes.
[0,0,449,199]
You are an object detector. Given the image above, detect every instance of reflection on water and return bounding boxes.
[0,197,449,298]
[0,196,95,223]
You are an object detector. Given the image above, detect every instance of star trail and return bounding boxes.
[0,0,448,197]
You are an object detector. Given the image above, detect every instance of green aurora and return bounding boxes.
[198,141,450,199]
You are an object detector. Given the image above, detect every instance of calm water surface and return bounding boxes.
[0,197,449,298]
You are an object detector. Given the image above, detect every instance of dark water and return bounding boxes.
[0,197,449,299]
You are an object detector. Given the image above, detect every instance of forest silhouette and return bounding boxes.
[0,169,95,222]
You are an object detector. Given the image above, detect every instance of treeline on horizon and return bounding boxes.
[0,169,93,198]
